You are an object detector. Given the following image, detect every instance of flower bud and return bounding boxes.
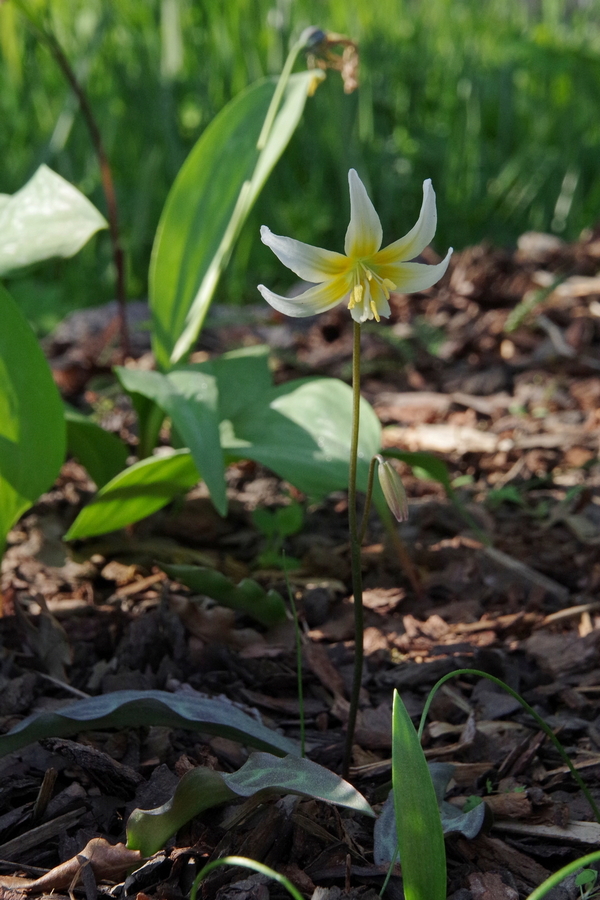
[376,455,408,523]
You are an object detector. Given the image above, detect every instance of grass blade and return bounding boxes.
[392,689,446,900]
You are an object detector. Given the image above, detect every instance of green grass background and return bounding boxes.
[2,0,600,331]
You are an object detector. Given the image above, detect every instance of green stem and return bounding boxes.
[190,856,303,900]
[358,455,378,545]
[526,851,600,900]
[418,668,600,824]
[342,321,364,779]
[284,560,305,758]
[257,34,305,150]
[13,0,130,360]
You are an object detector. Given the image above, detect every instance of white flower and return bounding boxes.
[258,169,452,323]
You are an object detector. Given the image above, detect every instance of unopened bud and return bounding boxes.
[376,455,408,522]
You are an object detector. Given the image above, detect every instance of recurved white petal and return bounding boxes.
[372,179,437,265]
[344,169,383,259]
[379,248,453,293]
[258,271,353,318]
[260,227,348,282]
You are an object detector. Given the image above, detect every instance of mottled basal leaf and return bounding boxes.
[0,690,298,760]
[127,752,374,856]
[64,405,128,488]
[162,564,287,627]
[0,285,66,554]
[374,763,485,866]
[64,450,199,540]
[0,165,107,275]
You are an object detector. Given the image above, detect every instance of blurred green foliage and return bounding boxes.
[2,0,600,331]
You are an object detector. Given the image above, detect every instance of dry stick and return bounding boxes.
[342,321,365,779]
[39,29,130,360]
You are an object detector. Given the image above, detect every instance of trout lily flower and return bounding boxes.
[258,169,452,323]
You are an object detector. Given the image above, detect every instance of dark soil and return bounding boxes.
[2,227,600,900]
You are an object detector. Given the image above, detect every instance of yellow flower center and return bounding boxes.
[347,263,396,322]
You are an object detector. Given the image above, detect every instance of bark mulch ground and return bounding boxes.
[2,227,600,900]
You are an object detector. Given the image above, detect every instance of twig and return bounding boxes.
[16,5,130,359]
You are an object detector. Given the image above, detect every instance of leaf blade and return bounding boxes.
[0,165,107,275]
[162,564,287,627]
[64,450,199,540]
[149,71,322,369]
[0,689,299,760]
[0,285,66,553]
[64,405,128,488]
[127,752,373,857]
[392,689,446,900]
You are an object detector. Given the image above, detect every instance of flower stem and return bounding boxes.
[342,321,364,779]
[257,33,305,151]
[358,455,377,545]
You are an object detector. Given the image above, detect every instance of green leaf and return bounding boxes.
[162,564,287,627]
[392,689,446,900]
[382,450,453,495]
[374,764,485,867]
[0,284,66,554]
[127,767,236,855]
[127,751,374,856]
[0,689,298,760]
[575,870,598,889]
[64,405,128,488]
[275,502,304,537]
[115,367,226,515]
[0,165,107,275]
[64,449,199,540]
[68,368,381,540]
[252,507,278,539]
[224,377,382,498]
[149,70,323,369]
[209,346,273,422]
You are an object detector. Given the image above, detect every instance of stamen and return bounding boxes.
[370,300,380,322]
[348,283,363,309]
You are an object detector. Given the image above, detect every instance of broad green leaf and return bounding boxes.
[0,285,66,554]
[67,370,381,540]
[0,689,298,760]
[0,165,107,275]
[128,767,235,855]
[207,346,273,422]
[150,70,324,370]
[64,405,128,488]
[127,751,374,856]
[162,564,287,627]
[392,690,446,900]
[224,378,382,498]
[115,366,226,514]
[64,449,199,540]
